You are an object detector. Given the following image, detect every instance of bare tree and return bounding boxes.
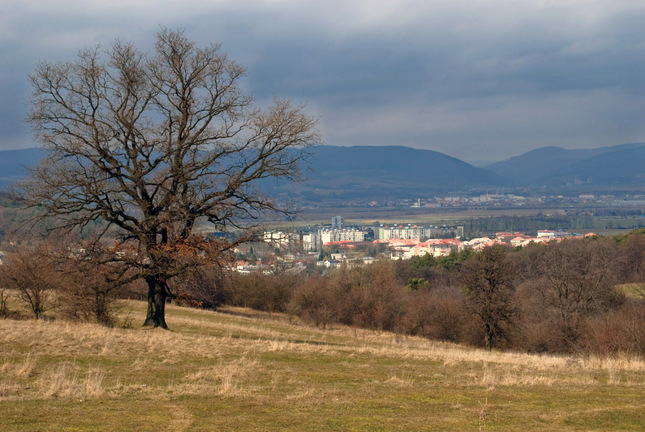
[462,245,516,351]
[56,238,135,326]
[0,247,60,319]
[23,28,321,328]
[535,238,624,348]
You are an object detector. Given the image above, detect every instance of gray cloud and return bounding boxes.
[1,0,644,162]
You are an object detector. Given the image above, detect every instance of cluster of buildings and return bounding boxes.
[261,215,593,267]
[382,193,644,209]
[263,216,463,253]
[384,230,593,260]
[378,225,463,240]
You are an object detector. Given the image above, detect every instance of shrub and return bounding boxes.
[0,288,10,317]
[226,272,301,313]
[0,247,61,319]
[581,300,645,356]
[170,266,228,309]
[290,261,410,332]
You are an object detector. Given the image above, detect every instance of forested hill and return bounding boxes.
[487,142,645,188]
[3,143,645,199]
[269,145,508,201]
[0,145,508,198]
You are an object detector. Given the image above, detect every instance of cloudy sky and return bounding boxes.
[1,0,643,163]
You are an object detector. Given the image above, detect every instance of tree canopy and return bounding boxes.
[23,28,321,328]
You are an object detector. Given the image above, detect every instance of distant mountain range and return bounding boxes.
[262,146,506,202]
[0,148,42,190]
[2,143,645,200]
[487,142,645,191]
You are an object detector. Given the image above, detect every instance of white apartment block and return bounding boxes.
[379,225,463,240]
[263,231,299,249]
[379,226,424,240]
[301,233,319,251]
[319,228,365,245]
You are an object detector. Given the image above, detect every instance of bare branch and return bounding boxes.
[22,28,320,328]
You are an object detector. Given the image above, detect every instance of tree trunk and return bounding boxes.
[484,323,492,351]
[143,278,169,329]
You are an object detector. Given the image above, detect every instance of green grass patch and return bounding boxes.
[616,283,645,299]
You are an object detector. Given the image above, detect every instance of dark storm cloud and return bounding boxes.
[1,0,644,162]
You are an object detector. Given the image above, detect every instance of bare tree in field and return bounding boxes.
[536,238,624,348]
[462,245,516,351]
[0,247,60,319]
[23,28,321,328]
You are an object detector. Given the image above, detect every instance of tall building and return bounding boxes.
[331,215,344,229]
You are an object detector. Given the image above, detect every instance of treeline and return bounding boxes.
[2,231,645,357]
[213,231,645,356]
[462,212,645,236]
[464,215,594,234]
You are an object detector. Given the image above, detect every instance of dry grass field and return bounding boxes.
[1,300,644,431]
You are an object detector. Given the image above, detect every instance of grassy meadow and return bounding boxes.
[1,300,644,431]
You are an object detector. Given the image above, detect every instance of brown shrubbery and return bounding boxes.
[289,261,410,331]
[285,234,645,356]
[2,230,644,356]
[0,246,62,320]
[226,271,300,313]
[0,241,129,326]
[170,267,228,310]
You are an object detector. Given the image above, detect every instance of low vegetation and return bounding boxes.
[2,231,645,358]
[1,300,644,431]
[221,232,645,357]
[1,230,645,429]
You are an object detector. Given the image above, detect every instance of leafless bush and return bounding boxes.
[406,287,469,343]
[57,262,125,327]
[170,266,228,309]
[528,238,625,352]
[226,272,301,313]
[0,237,133,326]
[580,300,645,356]
[290,261,410,332]
[0,288,10,317]
[47,238,134,327]
[615,230,645,283]
[288,277,339,328]
[0,246,62,319]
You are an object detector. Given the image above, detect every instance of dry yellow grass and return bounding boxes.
[1,305,642,400]
[1,301,644,431]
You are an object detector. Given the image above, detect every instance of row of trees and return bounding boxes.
[0,238,133,325]
[223,232,644,355]
[2,230,644,355]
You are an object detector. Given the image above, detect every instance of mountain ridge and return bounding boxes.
[2,143,645,199]
[487,142,645,186]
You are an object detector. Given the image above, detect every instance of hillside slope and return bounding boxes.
[0,148,44,189]
[3,143,645,197]
[1,300,644,431]
[266,145,507,201]
[488,142,645,187]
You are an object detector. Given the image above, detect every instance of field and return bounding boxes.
[1,301,644,431]
[268,206,645,238]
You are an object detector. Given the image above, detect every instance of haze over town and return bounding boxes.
[1,0,644,163]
